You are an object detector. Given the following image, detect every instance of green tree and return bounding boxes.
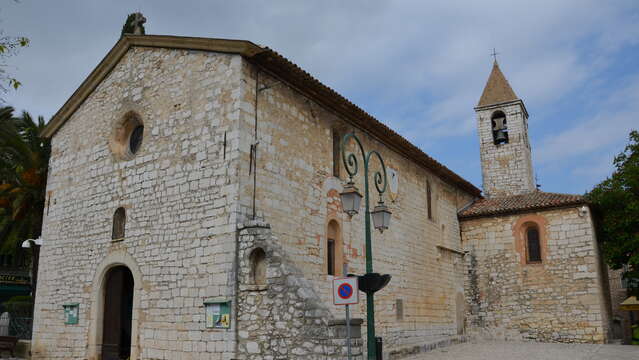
[0,106,50,253]
[0,34,29,92]
[587,130,639,289]
[0,1,30,95]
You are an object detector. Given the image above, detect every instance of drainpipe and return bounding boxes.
[232,225,241,359]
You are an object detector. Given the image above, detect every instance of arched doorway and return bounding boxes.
[101,266,134,360]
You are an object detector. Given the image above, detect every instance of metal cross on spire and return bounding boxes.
[491,48,500,62]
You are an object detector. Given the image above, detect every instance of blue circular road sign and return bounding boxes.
[338,283,353,299]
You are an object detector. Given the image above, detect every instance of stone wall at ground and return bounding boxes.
[236,220,363,359]
[236,60,476,352]
[461,207,610,343]
[32,47,243,359]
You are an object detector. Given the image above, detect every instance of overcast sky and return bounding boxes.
[2,1,638,194]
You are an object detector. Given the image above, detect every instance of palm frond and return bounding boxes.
[0,107,50,254]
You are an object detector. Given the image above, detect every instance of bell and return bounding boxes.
[492,117,506,131]
[495,130,508,144]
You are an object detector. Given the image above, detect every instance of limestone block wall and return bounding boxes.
[236,221,363,359]
[235,60,476,352]
[461,207,610,343]
[32,47,243,359]
[476,102,535,198]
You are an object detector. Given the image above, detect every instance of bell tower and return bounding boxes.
[475,61,535,198]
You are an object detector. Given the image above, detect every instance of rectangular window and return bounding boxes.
[332,130,341,178]
[327,238,335,275]
[426,180,433,220]
[396,299,404,320]
[527,228,541,263]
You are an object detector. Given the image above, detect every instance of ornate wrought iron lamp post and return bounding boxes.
[339,133,392,359]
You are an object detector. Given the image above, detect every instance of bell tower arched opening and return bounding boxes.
[491,110,508,145]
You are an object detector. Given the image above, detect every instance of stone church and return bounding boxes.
[31,34,612,359]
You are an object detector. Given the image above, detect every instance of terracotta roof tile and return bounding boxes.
[477,61,518,107]
[458,191,586,219]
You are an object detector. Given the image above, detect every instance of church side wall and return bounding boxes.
[32,47,243,359]
[235,220,364,359]
[461,206,608,343]
[235,60,476,354]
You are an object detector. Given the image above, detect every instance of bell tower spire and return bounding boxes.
[475,60,535,198]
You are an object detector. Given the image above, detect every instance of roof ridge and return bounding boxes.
[484,191,584,200]
[536,190,584,197]
[459,190,587,219]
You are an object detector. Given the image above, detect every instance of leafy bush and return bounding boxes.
[3,295,33,317]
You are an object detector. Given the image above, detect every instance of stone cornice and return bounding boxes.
[474,99,529,119]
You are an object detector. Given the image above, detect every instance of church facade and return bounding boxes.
[31,35,611,359]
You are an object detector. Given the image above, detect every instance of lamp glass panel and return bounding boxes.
[340,190,362,215]
[372,206,391,231]
[340,192,354,213]
[383,211,391,228]
[372,210,383,229]
[352,192,362,213]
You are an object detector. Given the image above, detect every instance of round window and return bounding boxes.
[111,111,145,160]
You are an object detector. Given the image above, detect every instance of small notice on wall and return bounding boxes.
[63,303,79,325]
[204,300,230,329]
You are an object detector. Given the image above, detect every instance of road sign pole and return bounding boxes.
[346,304,352,360]
[344,264,352,360]
[333,271,359,359]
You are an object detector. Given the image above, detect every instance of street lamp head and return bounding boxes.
[21,237,43,248]
[372,201,392,233]
[340,181,363,217]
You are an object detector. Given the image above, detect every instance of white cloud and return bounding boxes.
[535,74,639,165]
[1,0,638,193]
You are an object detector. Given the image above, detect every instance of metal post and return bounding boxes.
[344,264,352,360]
[346,304,352,359]
[364,164,376,359]
[340,133,388,360]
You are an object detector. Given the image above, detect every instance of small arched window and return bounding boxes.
[491,111,508,145]
[249,248,266,285]
[327,220,341,276]
[526,225,542,263]
[112,207,126,240]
